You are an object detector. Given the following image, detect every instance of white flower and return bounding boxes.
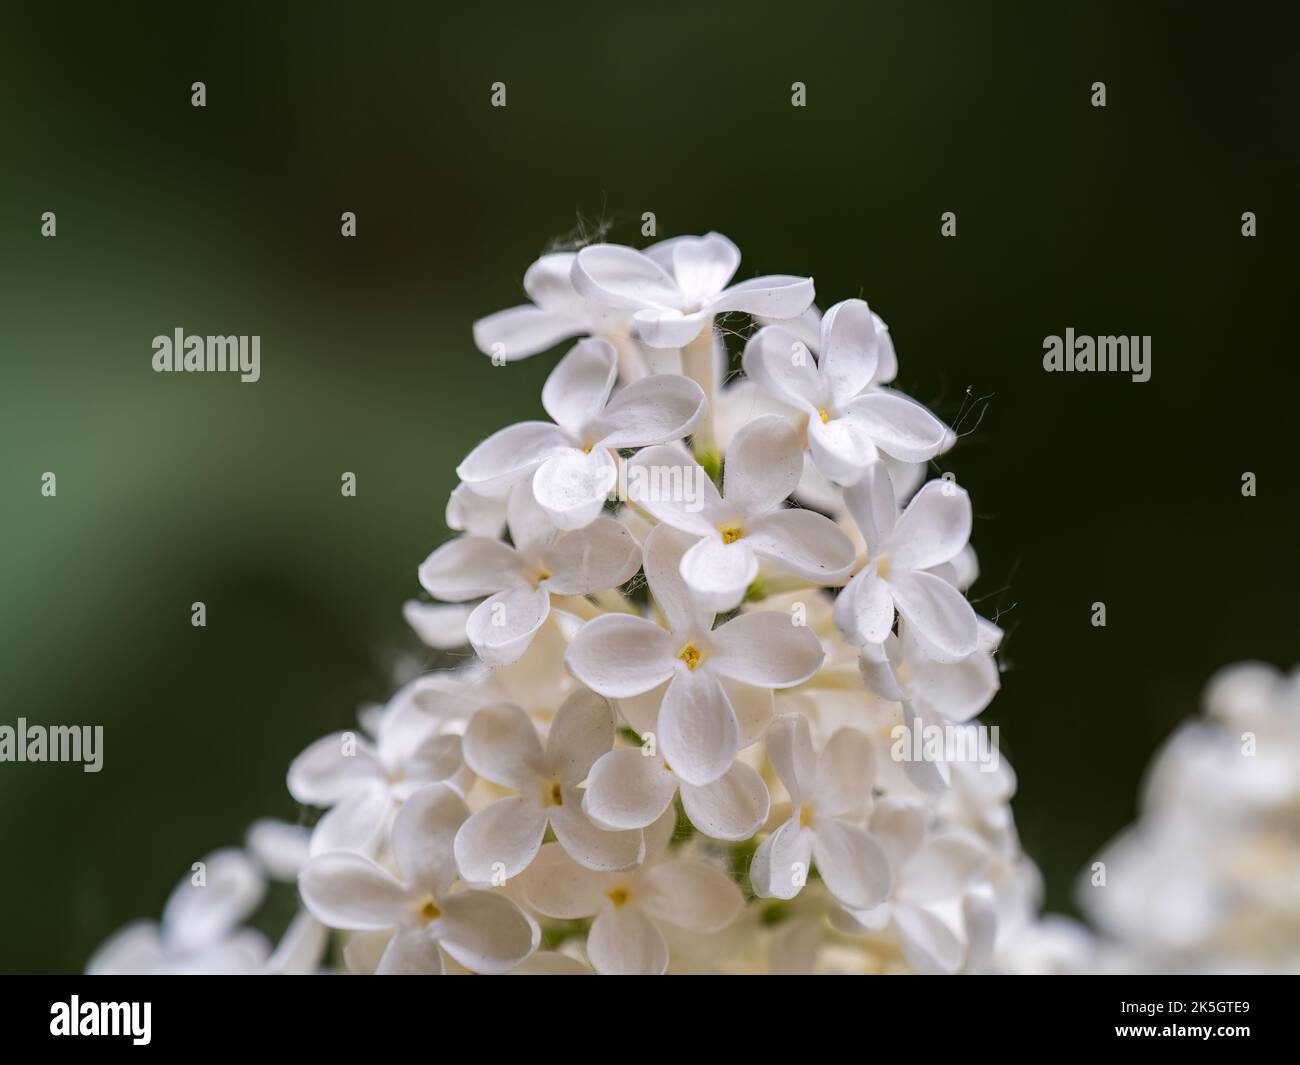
[88,849,267,975]
[419,482,641,665]
[833,797,996,974]
[834,462,978,661]
[519,816,744,975]
[744,299,953,484]
[299,783,538,975]
[573,233,815,348]
[455,337,706,526]
[629,414,856,612]
[566,524,825,786]
[750,714,891,911]
[859,619,1002,724]
[453,690,644,883]
[288,696,470,857]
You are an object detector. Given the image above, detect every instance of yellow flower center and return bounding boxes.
[677,643,703,671]
[419,898,442,924]
[799,803,816,829]
[606,886,630,908]
[818,408,831,423]
[719,523,744,544]
[547,780,564,806]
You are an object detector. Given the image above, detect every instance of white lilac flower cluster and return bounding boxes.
[1077,662,1300,975]
[90,232,1054,976]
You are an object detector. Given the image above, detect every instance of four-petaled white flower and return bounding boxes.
[299,783,538,975]
[456,337,706,527]
[743,298,953,484]
[288,696,470,857]
[630,414,856,613]
[567,524,825,787]
[419,482,641,665]
[834,462,979,662]
[573,233,815,348]
[751,714,892,911]
[453,690,644,884]
[520,816,744,975]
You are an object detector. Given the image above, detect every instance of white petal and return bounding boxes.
[402,601,472,649]
[631,307,712,348]
[745,507,856,585]
[814,728,876,820]
[452,796,549,884]
[624,444,720,537]
[817,299,878,406]
[391,784,467,897]
[888,569,979,663]
[749,816,814,900]
[807,413,877,485]
[587,903,669,975]
[531,447,617,530]
[894,903,964,975]
[298,852,410,931]
[657,668,739,786]
[812,820,891,910]
[287,732,382,806]
[545,688,616,783]
[564,613,676,698]
[245,819,312,881]
[707,610,825,688]
[541,338,618,436]
[162,848,264,951]
[418,535,523,602]
[642,523,715,636]
[403,733,466,789]
[721,676,775,747]
[572,244,683,310]
[435,891,538,975]
[842,391,951,464]
[550,791,645,871]
[710,275,815,319]
[456,421,572,494]
[465,583,552,666]
[582,748,678,830]
[764,713,817,805]
[86,921,164,975]
[668,232,740,304]
[504,478,559,557]
[446,481,508,538]
[722,414,803,518]
[519,842,611,918]
[679,759,770,840]
[308,789,393,857]
[472,305,583,362]
[841,460,898,552]
[679,535,755,614]
[541,517,640,595]
[461,702,546,788]
[593,373,706,448]
[639,860,744,932]
[375,928,445,975]
[908,640,999,724]
[835,568,894,646]
[890,479,972,571]
[741,325,822,414]
[265,908,329,975]
[523,252,583,312]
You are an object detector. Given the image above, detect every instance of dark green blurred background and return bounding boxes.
[1,1,1295,971]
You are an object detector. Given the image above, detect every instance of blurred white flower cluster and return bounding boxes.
[1078,662,1300,974]
[91,232,1063,976]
